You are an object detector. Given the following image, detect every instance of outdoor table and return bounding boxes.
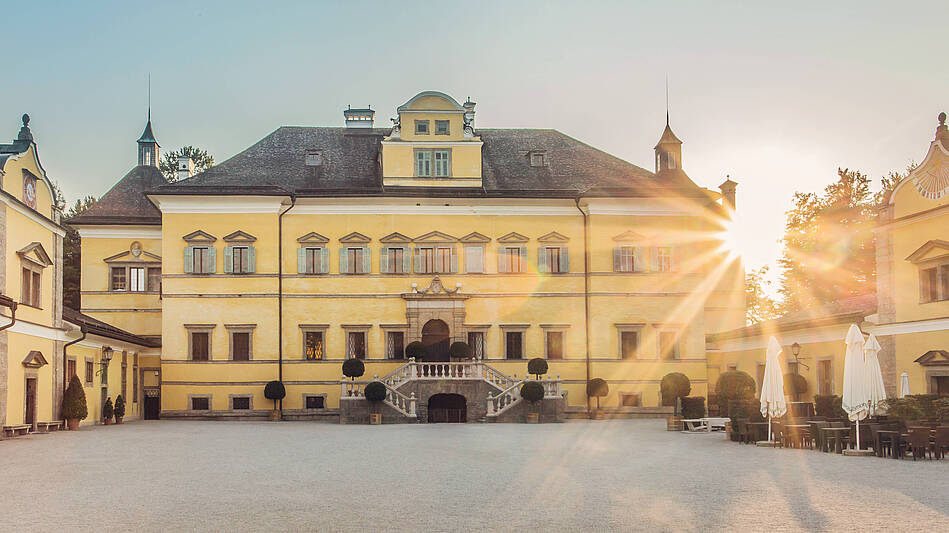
[748,422,770,442]
[682,419,708,432]
[820,427,850,453]
[876,430,902,458]
[784,424,810,447]
[704,417,729,432]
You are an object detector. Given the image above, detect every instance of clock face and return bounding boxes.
[23,177,37,208]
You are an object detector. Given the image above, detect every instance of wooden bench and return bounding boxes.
[35,421,63,433]
[2,424,32,437]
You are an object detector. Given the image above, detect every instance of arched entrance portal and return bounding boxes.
[427,393,467,423]
[421,319,450,362]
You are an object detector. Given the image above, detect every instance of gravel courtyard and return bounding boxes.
[2,419,948,532]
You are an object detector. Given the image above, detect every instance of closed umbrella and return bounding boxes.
[864,334,887,415]
[842,324,869,450]
[759,336,787,443]
[899,372,910,398]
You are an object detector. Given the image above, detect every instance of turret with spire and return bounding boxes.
[654,112,682,175]
[137,109,159,167]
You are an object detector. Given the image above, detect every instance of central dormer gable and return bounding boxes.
[382,91,483,188]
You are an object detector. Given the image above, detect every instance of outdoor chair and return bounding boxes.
[932,428,949,460]
[809,421,828,450]
[737,419,751,444]
[851,423,875,451]
[771,420,785,447]
[906,428,932,460]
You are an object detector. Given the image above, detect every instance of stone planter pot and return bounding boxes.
[526,413,539,424]
[67,418,80,431]
[104,418,113,425]
[269,410,281,421]
[666,416,683,431]
[591,409,606,420]
[369,413,382,425]
[114,417,123,424]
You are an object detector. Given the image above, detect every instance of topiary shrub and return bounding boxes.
[364,380,387,412]
[814,395,846,418]
[660,372,691,414]
[405,341,427,361]
[342,358,365,380]
[680,396,706,419]
[62,375,88,424]
[715,371,756,418]
[521,381,545,404]
[113,394,126,420]
[264,380,287,411]
[449,341,472,360]
[783,373,808,401]
[102,397,114,420]
[587,378,609,409]
[527,358,549,379]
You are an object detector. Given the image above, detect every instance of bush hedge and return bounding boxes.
[405,341,427,361]
[113,394,126,418]
[715,371,756,417]
[520,381,545,404]
[364,381,388,403]
[342,358,366,380]
[680,396,706,419]
[527,358,548,379]
[587,378,609,409]
[62,375,88,421]
[449,341,472,359]
[783,373,808,400]
[814,394,846,418]
[660,372,691,412]
[883,394,949,424]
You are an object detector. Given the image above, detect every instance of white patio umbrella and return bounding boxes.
[759,336,787,443]
[864,334,887,416]
[842,324,870,450]
[899,372,910,398]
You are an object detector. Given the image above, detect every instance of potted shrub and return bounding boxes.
[587,378,609,420]
[264,380,286,421]
[449,341,472,360]
[102,397,114,425]
[364,381,387,424]
[715,370,755,440]
[113,394,126,424]
[62,375,87,430]
[661,372,691,430]
[783,373,808,402]
[680,396,706,420]
[521,381,545,423]
[405,341,427,362]
[527,358,548,380]
[342,358,366,381]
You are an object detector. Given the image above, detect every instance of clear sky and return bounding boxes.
[4,1,948,281]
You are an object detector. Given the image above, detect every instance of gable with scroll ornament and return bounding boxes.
[912,144,949,200]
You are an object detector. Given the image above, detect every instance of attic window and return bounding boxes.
[306,151,323,166]
[530,151,548,167]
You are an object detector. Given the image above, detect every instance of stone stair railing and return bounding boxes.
[379,358,519,391]
[486,376,563,418]
[339,378,417,417]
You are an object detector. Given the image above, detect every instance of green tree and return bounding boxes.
[63,195,98,310]
[745,265,779,325]
[160,146,214,182]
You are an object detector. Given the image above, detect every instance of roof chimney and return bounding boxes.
[344,105,374,128]
[719,176,738,210]
[177,155,194,181]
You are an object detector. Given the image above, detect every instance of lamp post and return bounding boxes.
[789,342,809,371]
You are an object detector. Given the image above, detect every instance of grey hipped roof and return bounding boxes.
[68,165,168,225]
[153,126,711,199]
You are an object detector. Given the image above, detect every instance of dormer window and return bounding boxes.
[305,151,323,166]
[530,151,548,167]
[415,120,430,135]
[415,149,451,177]
[435,120,450,135]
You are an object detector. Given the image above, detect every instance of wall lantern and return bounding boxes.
[96,347,114,375]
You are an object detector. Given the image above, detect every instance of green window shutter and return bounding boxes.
[497,247,506,273]
[297,248,306,274]
[340,248,349,274]
[450,247,458,273]
[223,246,233,273]
[402,248,411,274]
[380,247,389,274]
[538,247,548,273]
[184,246,194,274]
[519,246,528,272]
[361,247,371,274]
[248,246,256,273]
[633,247,645,272]
[207,247,216,273]
[650,247,659,272]
[561,246,569,272]
[320,247,329,274]
[414,247,422,273]
[613,246,621,272]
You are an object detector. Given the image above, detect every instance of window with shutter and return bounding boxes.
[615,246,634,272]
[621,331,639,359]
[191,332,210,361]
[147,267,161,291]
[129,267,146,291]
[465,246,484,273]
[546,331,564,359]
[505,331,523,359]
[232,332,250,361]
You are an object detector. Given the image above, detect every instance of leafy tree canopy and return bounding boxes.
[160,146,214,182]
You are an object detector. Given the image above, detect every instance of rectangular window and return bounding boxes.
[756,363,766,396]
[433,150,450,177]
[85,360,94,384]
[129,267,146,291]
[21,265,43,307]
[657,247,673,273]
[921,267,939,302]
[344,247,366,274]
[435,120,450,135]
[305,247,321,274]
[232,332,250,361]
[545,247,563,273]
[232,397,250,410]
[468,332,484,359]
[232,246,250,274]
[192,247,209,274]
[546,331,564,360]
[348,332,366,360]
[621,331,640,359]
[940,265,949,301]
[67,359,77,381]
[621,394,641,407]
[659,331,678,360]
[110,267,127,291]
[305,395,325,409]
[530,152,547,167]
[305,331,324,360]
[147,267,161,291]
[191,397,209,410]
[414,120,429,135]
[387,247,405,273]
[504,247,524,273]
[419,247,434,273]
[32,272,40,306]
[191,332,210,361]
[416,150,432,176]
[616,246,635,272]
[465,246,484,273]
[817,360,832,395]
[505,331,523,360]
[435,247,452,273]
[387,331,405,360]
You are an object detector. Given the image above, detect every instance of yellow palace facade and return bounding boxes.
[70,91,745,422]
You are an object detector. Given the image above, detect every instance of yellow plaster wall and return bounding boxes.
[381,142,482,179]
[890,210,949,323]
[4,331,56,425]
[64,343,144,426]
[893,329,949,395]
[1,145,56,220]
